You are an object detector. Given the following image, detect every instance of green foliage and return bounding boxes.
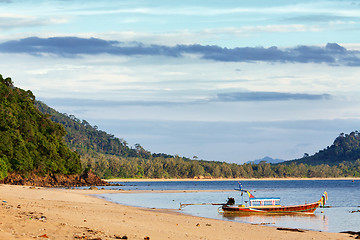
[0,156,9,180]
[0,74,82,177]
[35,101,145,158]
[289,131,360,166]
[79,149,360,179]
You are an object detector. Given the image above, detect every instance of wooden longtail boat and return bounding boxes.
[222,198,322,214]
[221,183,328,214]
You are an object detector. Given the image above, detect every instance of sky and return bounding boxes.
[1,0,360,164]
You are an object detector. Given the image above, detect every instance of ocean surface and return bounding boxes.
[96,180,360,232]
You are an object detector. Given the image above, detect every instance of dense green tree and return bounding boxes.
[288,131,360,166]
[0,156,8,179]
[0,74,82,179]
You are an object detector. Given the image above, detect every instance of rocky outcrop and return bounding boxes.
[0,169,109,187]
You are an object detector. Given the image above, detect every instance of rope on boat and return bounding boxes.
[179,202,226,208]
[180,197,235,209]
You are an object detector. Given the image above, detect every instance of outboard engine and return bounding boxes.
[226,197,235,205]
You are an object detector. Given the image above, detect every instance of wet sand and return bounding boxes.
[0,184,353,240]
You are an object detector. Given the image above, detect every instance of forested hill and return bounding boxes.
[0,75,82,180]
[35,101,151,159]
[287,131,360,166]
[35,101,177,161]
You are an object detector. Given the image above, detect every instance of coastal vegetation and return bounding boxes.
[0,75,82,180]
[1,74,360,181]
[288,131,360,166]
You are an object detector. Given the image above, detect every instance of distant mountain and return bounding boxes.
[247,156,284,165]
[287,131,360,166]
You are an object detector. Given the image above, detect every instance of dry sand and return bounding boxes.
[0,184,354,240]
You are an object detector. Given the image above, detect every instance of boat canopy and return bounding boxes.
[249,198,280,206]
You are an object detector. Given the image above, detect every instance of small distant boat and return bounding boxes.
[221,183,328,214]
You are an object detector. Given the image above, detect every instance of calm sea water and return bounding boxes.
[97,180,360,232]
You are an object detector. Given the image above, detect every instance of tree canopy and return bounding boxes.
[0,75,82,180]
[287,131,360,166]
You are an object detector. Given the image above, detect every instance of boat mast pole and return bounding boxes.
[235,182,246,206]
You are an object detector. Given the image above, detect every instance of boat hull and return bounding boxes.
[222,201,320,214]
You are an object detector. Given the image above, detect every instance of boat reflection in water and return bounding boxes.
[222,211,328,231]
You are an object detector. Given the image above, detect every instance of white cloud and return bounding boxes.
[54,1,360,17]
[0,16,46,29]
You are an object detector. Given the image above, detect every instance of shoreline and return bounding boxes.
[0,184,353,240]
[105,177,360,182]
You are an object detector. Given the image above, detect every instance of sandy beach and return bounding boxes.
[0,184,354,240]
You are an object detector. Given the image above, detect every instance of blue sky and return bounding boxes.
[1,0,360,163]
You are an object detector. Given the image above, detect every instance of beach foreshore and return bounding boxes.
[0,184,353,240]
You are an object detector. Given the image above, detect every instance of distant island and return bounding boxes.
[1,74,360,184]
[247,156,285,165]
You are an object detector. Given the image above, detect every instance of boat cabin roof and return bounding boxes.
[249,198,280,206]
[250,198,280,202]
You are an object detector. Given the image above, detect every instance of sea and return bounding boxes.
[94,180,360,233]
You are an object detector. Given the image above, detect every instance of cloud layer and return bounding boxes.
[41,90,331,109]
[1,37,360,66]
[215,92,331,102]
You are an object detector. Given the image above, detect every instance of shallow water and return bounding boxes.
[98,180,360,232]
